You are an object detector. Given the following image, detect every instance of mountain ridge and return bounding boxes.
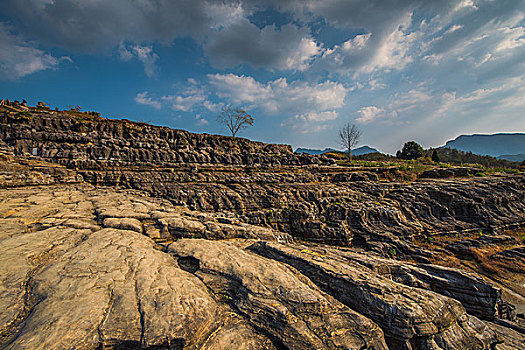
[443,133,525,161]
[295,145,379,155]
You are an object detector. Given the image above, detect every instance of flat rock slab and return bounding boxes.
[0,185,521,349]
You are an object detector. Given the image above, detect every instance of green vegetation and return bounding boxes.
[431,149,440,162]
[333,140,522,179]
[427,147,519,168]
[388,248,397,258]
[74,116,89,124]
[87,111,101,118]
[396,141,424,160]
[13,111,32,122]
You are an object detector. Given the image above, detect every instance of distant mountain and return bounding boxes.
[498,154,525,162]
[443,133,525,161]
[295,145,379,156]
[295,147,338,155]
[352,146,380,155]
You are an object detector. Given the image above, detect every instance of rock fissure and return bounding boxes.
[248,241,501,349]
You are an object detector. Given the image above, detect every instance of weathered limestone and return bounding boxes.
[1,107,524,349]
[1,185,522,349]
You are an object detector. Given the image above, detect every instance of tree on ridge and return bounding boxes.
[338,123,362,159]
[217,107,254,138]
[397,141,424,160]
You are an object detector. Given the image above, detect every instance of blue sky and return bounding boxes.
[1,0,524,154]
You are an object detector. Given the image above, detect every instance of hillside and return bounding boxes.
[499,154,525,162]
[1,101,524,349]
[444,133,525,161]
[296,145,378,155]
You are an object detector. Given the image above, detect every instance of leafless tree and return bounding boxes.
[217,107,254,138]
[339,123,362,159]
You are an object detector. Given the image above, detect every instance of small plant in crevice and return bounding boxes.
[388,248,397,258]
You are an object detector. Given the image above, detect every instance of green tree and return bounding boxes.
[217,107,254,138]
[431,149,440,162]
[397,141,424,160]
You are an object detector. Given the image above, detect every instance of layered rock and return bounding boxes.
[0,109,327,167]
[2,108,523,252]
[1,184,521,349]
[82,170,523,250]
[1,105,524,349]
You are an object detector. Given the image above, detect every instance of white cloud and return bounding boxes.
[159,78,216,112]
[134,78,223,113]
[368,79,387,90]
[208,73,347,134]
[495,25,525,53]
[443,24,464,35]
[195,114,209,126]
[422,53,443,65]
[433,78,524,117]
[355,88,431,124]
[420,8,525,70]
[134,91,161,109]
[315,12,419,74]
[206,2,246,30]
[208,74,270,104]
[499,86,525,109]
[356,106,386,124]
[119,43,159,77]
[0,23,67,80]
[280,118,330,134]
[295,111,339,122]
[389,89,432,112]
[362,15,419,73]
[202,100,224,112]
[208,73,347,115]
[164,94,205,112]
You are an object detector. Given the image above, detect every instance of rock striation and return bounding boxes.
[0,109,328,167]
[1,108,523,253]
[1,104,524,349]
[1,183,523,349]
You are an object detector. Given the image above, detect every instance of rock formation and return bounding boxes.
[0,104,524,349]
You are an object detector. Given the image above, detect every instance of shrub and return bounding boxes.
[397,141,424,160]
[388,248,397,258]
[431,149,440,162]
[87,111,101,118]
[11,111,32,123]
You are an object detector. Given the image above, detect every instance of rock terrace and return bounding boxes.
[0,105,524,349]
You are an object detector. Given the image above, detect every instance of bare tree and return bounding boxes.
[338,123,362,159]
[217,107,255,138]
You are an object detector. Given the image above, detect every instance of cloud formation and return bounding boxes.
[136,73,347,117]
[134,91,161,109]
[0,23,68,80]
[356,106,386,124]
[119,43,159,77]
[208,73,347,115]
[3,0,524,78]
[204,19,321,70]
[1,0,236,52]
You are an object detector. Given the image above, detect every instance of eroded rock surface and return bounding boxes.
[1,109,524,253]
[1,107,524,349]
[1,184,523,349]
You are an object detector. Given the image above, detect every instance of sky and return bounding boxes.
[0,0,524,154]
